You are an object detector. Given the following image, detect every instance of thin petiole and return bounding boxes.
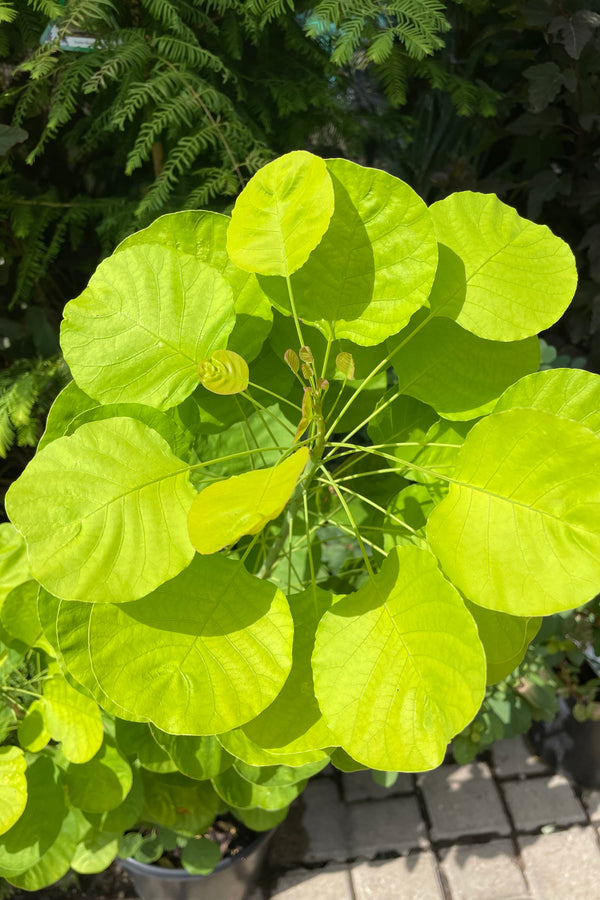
[247,381,302,412]
[318,466,375,575]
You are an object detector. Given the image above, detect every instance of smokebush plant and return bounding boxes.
[3,150,600,886]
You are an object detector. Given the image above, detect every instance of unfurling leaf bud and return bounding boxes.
[301,363,313,381]
[299,346,314,365]
[198,349,249,395]
[318,378,329,393]
[336,351,355,380]
[284,349,299,374]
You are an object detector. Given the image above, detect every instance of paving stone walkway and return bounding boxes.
[256,736,600,900]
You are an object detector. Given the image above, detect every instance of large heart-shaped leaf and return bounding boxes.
[61,244,235,409]
[312,545,486,771]
[227,151,334,277]
[188,448,308,554]
[115,210,273,362]
[494,367,600,436]
[0,748,27,837]
[259,158,438,345]
[429,192,577,341]
[427,409,600,615]
[54,555,294,734]
[6,418,196,604]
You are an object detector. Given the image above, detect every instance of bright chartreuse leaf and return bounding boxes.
[71,829,119,875]
[400,420,472,486]
[6,418,196,604]
[312,545,486,771]
[259,158,438,345]
[188,448,308,554]
[427,408,600,616]
[96,766,144,834]
[390,316,540,420]
[429,192,577,341]
[227,151,334,277]
[211,766,306,811]
[42,672,103,764]
[0,524,28,605]
[464,600,541,685]
[38,380,193,459]
[150,730,233,780]
[114,720,177,773]
[61,243,235,409]
[54,555,294,734]
[181,837,221,875]
[17,702,50,754]
[216,728,329,768]
[241,586,335,754]
[114,210,273,362]
[5,809,79,892]
[64,742,132,813]
[198,349,249,394]
[234,757,327,787]
[0,748,27,837]
[0,755,66,877]
[494,368,600,436]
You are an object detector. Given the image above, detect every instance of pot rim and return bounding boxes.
[118,829,272,882]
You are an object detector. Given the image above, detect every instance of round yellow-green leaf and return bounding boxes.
[6,418,196,604]
[0,524,28,605]
[429,192,577,341]
[312,546,486,771]
[188,448,309,554]
[427,409,600,616]
[17,702,50,754]
[0,748,27,837]
[61,244,235,409]
[464,600,541,685]
[65,742,132,814]
[494,368,600,436]
[227,151,334,277]
[43,673,103,764]
[54,555,294,735]
[6,809,79,891]
[115,209,273,362]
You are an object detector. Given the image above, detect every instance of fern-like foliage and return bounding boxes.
[0,356,68,457]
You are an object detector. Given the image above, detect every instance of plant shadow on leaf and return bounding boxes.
[257,171,375,333]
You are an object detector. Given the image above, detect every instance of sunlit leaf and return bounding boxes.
[313,546,486,770]
[465,601,541,684]
[0,748,27,837]
[188,448,308,554]
[227,151,334,277]
[198,349,249,394]
[6,418,196,604]
[494,368,600,436]
[427,409,600,615]
[42,672,103,764]
[54,555,294,734]
[429,192,577,341]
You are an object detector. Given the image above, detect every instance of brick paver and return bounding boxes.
[342,769,414,803]
[582,789,600,823]
[519,826,600,899]
[502,774,586,831]
[271,864,354,899]
[351,852,444,900]
[347,795,428,858]
[440,839,530,900]
[419,762,511,841]
[299,779,350,863]
[492,736,550,779]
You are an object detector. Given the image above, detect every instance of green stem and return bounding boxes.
[286,274,306,350]
[318,466,375,576]
[247,381,302,412]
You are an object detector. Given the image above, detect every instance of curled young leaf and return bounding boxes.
[198,349,249,395]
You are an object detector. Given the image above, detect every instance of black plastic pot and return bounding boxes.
[528,696,600,789]
[118,830,273,900]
